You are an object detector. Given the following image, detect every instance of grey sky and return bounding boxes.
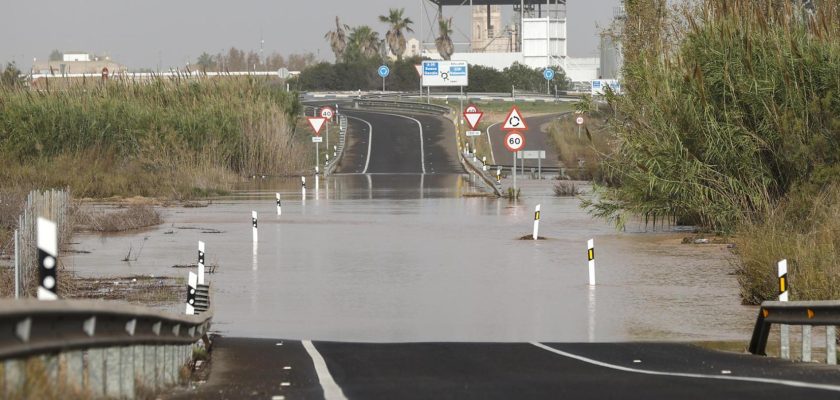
[2,0,620,70]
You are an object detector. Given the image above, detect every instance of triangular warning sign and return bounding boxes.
[501,106,528,131]
[307,117,327,136]
[464,111,483,130]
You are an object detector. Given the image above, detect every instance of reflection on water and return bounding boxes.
[67,174,756,343]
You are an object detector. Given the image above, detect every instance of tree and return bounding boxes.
[435,18,454,60]
[324,17,350,62]
[195,52,216,70]
[286,53,317,71]
[347,26,381,61]
[1,62,24,88]
[379,8,414,60]
[48,50,63,62]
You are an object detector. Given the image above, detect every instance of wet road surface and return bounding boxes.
[168,337,840,400]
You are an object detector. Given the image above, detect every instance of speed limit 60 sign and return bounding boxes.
[504,132,525,153]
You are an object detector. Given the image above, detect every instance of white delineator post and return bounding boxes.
[532,204,541,240]
[37,217,58,300]
[252,211,258,243]
[301,176,307,199]
[587,238,596,286]
[276,193,282,216]
[197,241,205,285]
[14,229,20,299]
[778,259,790,359]
[186,271,197,315]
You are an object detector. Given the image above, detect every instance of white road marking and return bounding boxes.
[303,340,348,400]
[283,366,292,370]
[531,342,840,392]
[281,382,291,386]
[345,115,373,174]
[360,111,426,174]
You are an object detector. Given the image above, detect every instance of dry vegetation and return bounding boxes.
[74,204,163,232]
[546,111,613,181]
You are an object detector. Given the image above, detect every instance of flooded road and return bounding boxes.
[67,174,756,343]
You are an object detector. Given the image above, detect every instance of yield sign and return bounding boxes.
[463,104,483,130]
[414,64,423,77]
[502,106,528,131]
[307,117,327,136]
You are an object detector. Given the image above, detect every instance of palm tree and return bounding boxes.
[379,8,414,60]
[324,17,349,62]
[435,17,454,61]
[349,26,381,59]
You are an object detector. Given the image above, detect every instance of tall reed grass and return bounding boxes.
[0,77,306,198]
[589,0,840,232]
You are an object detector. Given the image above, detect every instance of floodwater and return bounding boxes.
[67,174,757,343]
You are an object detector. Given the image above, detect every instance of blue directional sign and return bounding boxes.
[543,68,555,81]
[378,65,390,78]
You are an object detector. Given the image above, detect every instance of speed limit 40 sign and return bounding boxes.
[504,132,526,153]
[320,107,334,120]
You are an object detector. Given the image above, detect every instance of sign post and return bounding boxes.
[543,68,555,96]
[307,117,327,174]
[378,65,390,92]
[463,104,484,159]
[575,113,585,138]
[501,106,528,193]
[320,107,334,156]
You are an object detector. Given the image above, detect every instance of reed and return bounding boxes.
[587,0,840,232]
[0,77,307,198]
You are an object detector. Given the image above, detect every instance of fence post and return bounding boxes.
[14,229,19,299]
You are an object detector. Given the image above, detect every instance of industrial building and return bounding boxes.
[419,0,624,86]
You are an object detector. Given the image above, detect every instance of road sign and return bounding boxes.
[378,65,390,78]
[591,79,622,95]
[463,104,483,130]
[466,130,481,137]
[504,132,525,152]
[421,60,469,87]
[320,107,334,120]
[576,116,585,125]
[414,64,423,77]
[312,136,323,143]
[543,68,555,81]
[307,117,327,136]
[516,150,546,159]
[502,106,528,131]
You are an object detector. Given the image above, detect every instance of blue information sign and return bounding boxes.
[378,65,390,78]
[543,68,555,81]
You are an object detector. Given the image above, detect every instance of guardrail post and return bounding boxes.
[828,326,837,365]
[4,359,23,396]
[63,351,84,393]
[801,326,812,362]
[105,347,121,397]
[133,346,145,394]
[120,346,135,398]
[87,348,106,397]
[167,345,178,385]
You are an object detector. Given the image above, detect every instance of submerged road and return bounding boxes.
[162,105,839,399]
[171,337,840,400]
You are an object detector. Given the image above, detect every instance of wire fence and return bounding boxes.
[15,188,72,297]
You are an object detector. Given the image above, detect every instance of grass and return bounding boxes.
[0,77,307,200]
[553,181,581,197]
[735,185,840,304]
[546,113,613,181]
[74,204,163,232]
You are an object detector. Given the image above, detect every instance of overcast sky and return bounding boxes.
[2,0,621,70]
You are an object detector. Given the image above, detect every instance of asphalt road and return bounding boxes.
[488,113,568,169]
[170,337,840,400]
[336,110,462,175]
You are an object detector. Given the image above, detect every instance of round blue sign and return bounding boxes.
[543,68,555,81]
[378,65,390,78]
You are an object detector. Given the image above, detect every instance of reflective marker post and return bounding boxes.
[252,211,258,244]
[532,204,540,240]
[197,241,205,285]
[587,239,596,286]
[778,259,789,359]
[276,193,282,216]
[37,218,58,300]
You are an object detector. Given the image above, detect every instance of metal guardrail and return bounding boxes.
[353,99,450,115]
[0,299,212,360]
[325,115,348,175]
[749,300,838,364]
